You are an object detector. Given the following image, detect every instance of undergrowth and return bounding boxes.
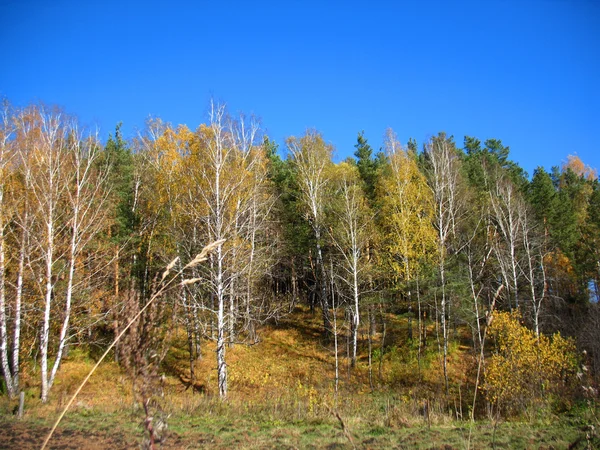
[0,306,597,449]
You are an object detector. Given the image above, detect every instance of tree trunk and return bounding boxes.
[228,276,235,348]
[12,207,28,393]
[315,227,330,334]
[351,257,359,369]
[0,199,16,398]
[378,302,386,382]
[368,305,374,392]
[40,214,54,403]
[331,265,339,397]
[416,275,423,377]
[440,260,449,396]
[50,192,80,388]
[216,244,227,400]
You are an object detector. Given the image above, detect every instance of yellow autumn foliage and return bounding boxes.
[378,130,437,284]
[484,311,578,415]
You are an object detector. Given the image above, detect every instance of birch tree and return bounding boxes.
[461,214,496,354]
[48,126,111,388]
[425,132,464,393]
[238,150,279,341]
[329,162,371,367]
[26,107,69,402]
[0,100,19,398]
[520,204,548,338]
[186,102,264,400]
[130,106,276,400]
[489,174,524,311]
[14,105,110,402]
[287,130,333,332]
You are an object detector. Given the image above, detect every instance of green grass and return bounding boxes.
[2,403,594,449]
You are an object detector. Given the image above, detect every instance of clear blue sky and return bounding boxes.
[1,0,598,176]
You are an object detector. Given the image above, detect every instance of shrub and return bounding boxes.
[484,311,578,417]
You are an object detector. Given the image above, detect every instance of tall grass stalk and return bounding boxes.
[41,240,223,450]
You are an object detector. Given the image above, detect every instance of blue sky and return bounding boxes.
[1,0,598,176]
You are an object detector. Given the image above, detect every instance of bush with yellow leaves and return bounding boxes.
[484,311,578,417]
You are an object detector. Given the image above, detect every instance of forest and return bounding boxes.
[0,100,599,449]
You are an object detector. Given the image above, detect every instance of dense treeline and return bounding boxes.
[0,100,598,419]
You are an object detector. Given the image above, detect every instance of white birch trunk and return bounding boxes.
[216,242,227,399]
[49,198,78,387]
[12,207,27,392]
[0,108,17,398]
[189,101,262,400]
[352,258,359,368]
[521,211,546,339]
[439,258,449,394]
[328,171,369,369]
[40,210,55,403]
[213,106,228,400]
[0,193,16,397]
[246,196,257,340]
